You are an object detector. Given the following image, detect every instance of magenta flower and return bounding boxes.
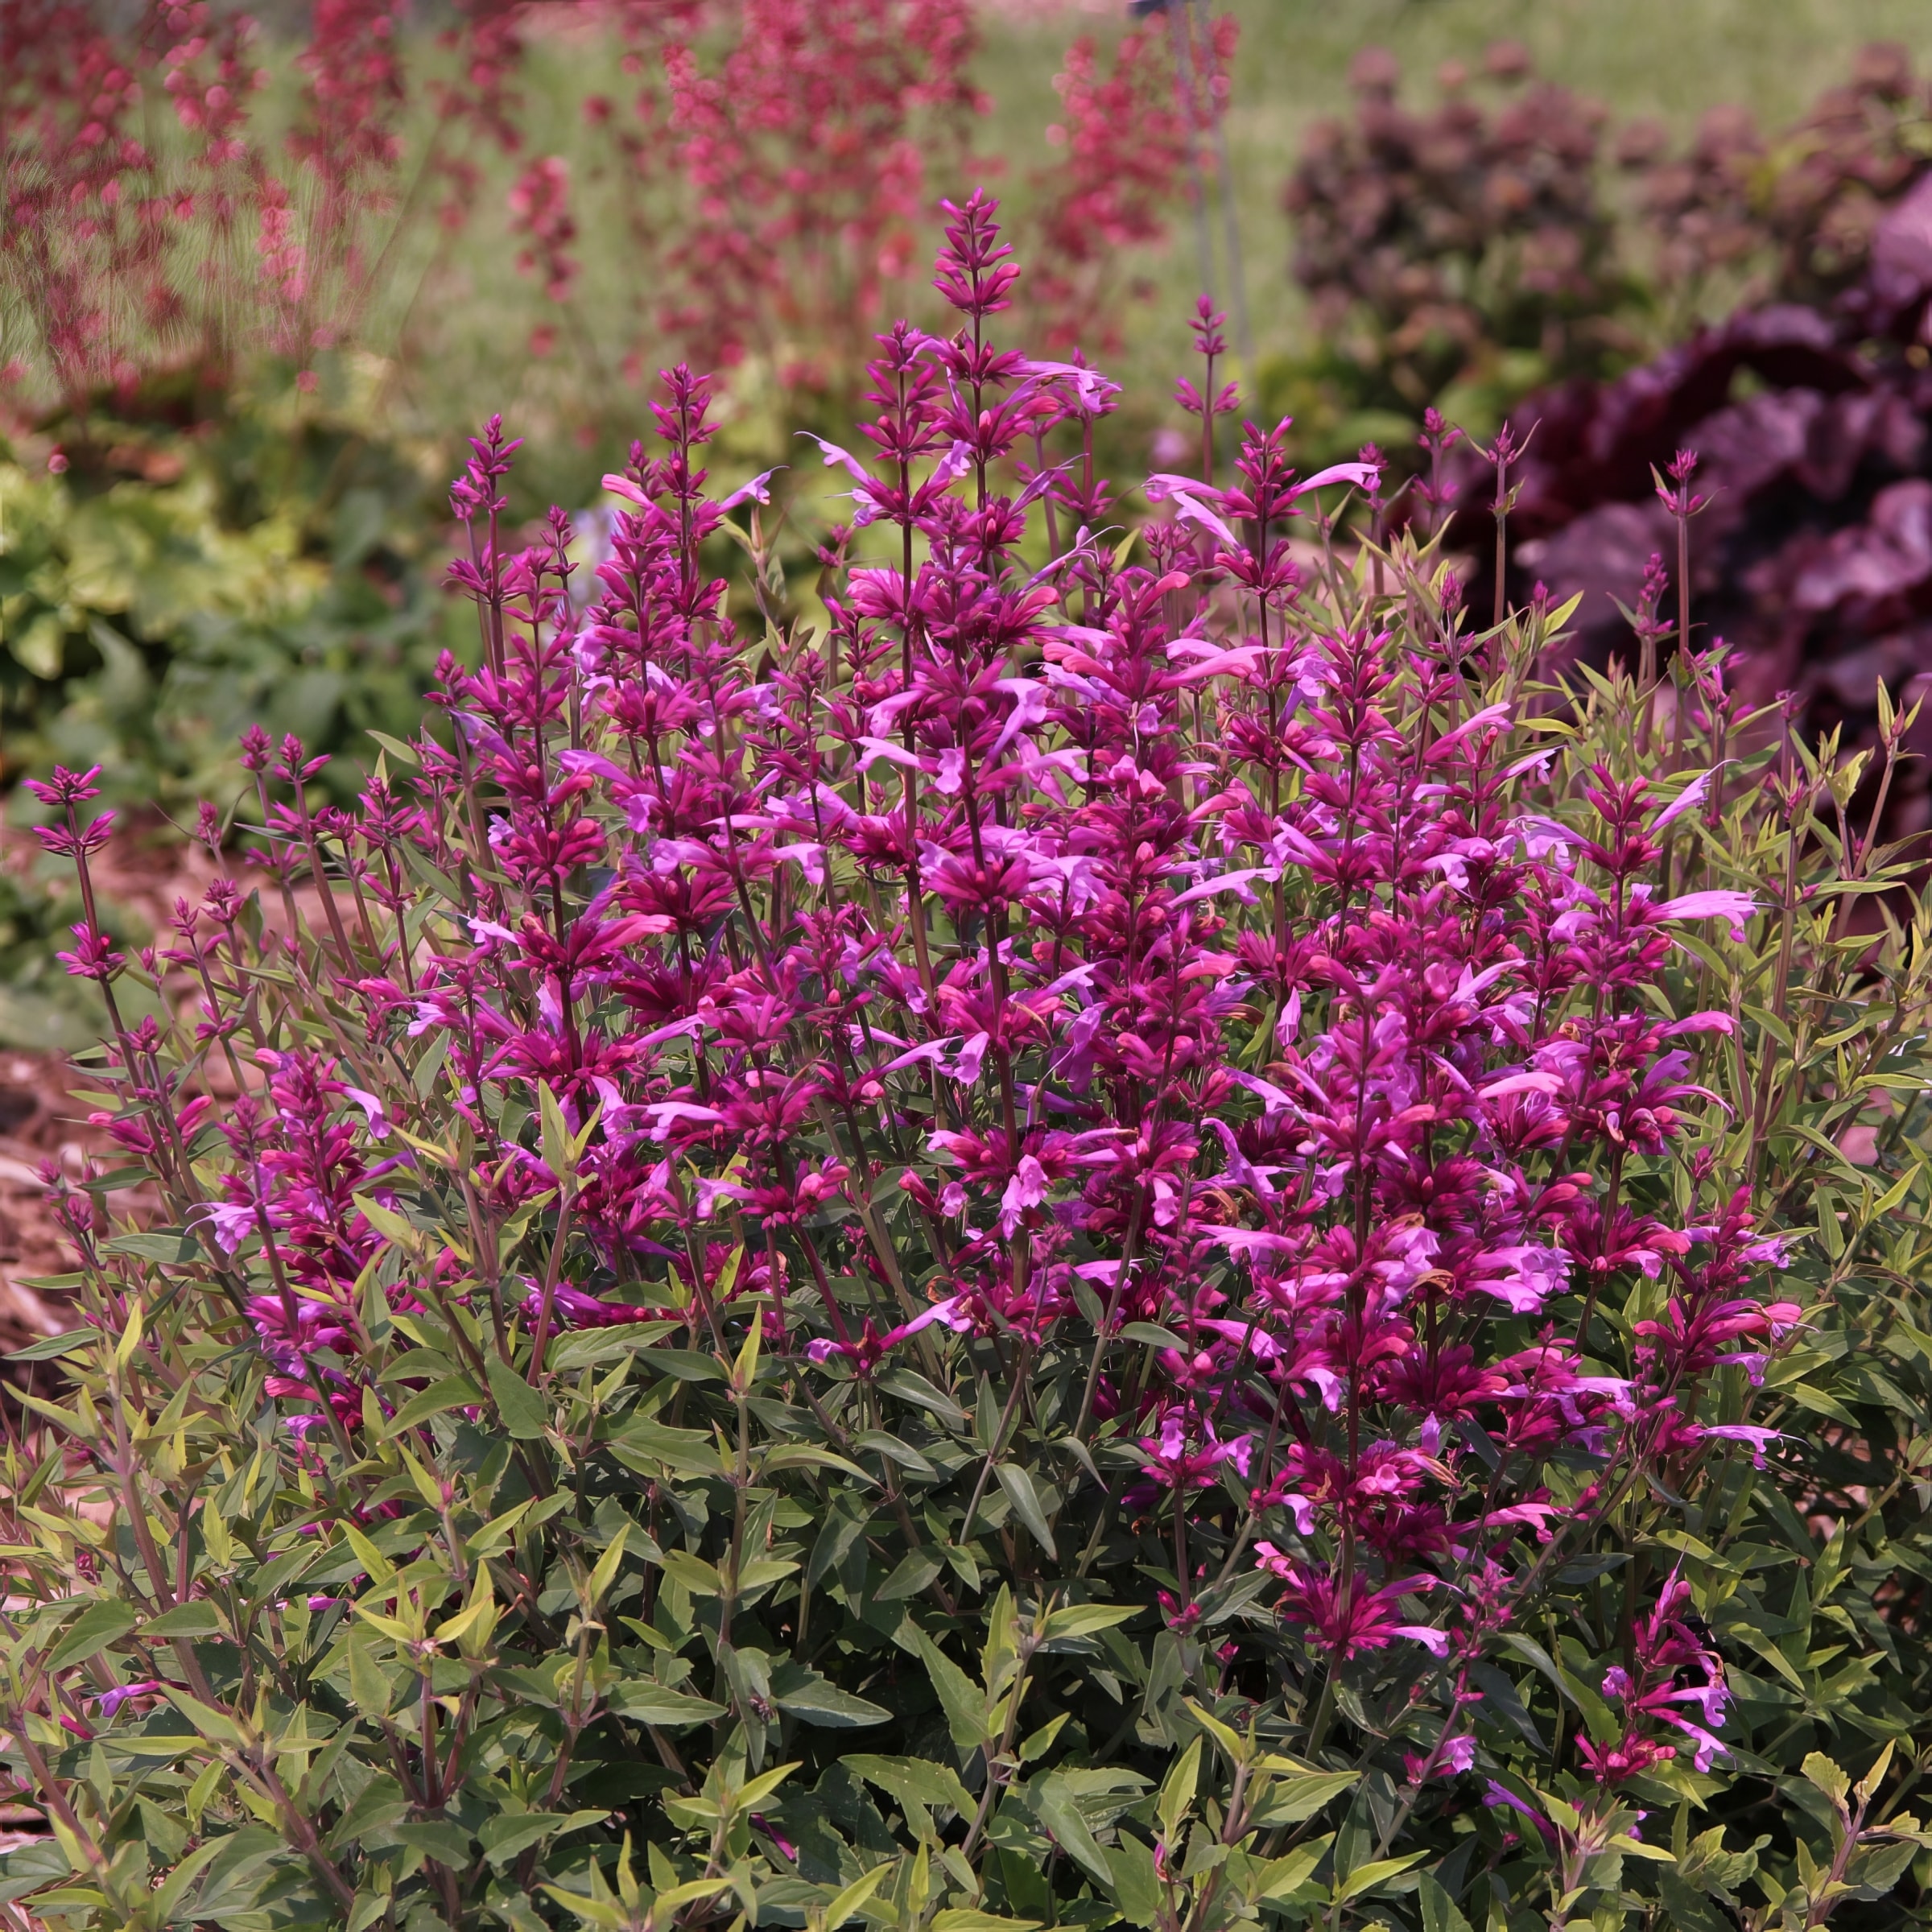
[1578,1575,1732,1781]
[806,1297,968,1374]
[93,1681,165,1719]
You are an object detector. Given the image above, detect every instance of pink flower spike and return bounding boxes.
[1394,1624,1451,1657]
[1143,473,1226,504]
[1650,765,1728,832]
[1662,1011,1736,1038]
[1170,868,1272,908]
[23,765,105,808]
[638,1101,725,1140]
[1695,1423,1786,1467]
[1169,490,1240,549]
[93,1680,164,1718]
[889,1295,968,1344]
[601,473,650,507]
[197,1202,258,1254]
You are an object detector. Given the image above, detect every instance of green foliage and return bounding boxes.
[0,385,462,811]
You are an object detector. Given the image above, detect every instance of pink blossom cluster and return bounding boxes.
[2,0,170,396]
[651,0,985,385]
[2,0,1232,412]
[32,194,1794,1796]
[0,0,400,393]
[1026,10,1235,353]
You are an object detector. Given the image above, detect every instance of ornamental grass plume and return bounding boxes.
[6,193,1932,1932]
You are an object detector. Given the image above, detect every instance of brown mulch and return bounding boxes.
[0,817,243,1359]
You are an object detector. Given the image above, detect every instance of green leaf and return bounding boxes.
[383,1375,485,1437]
[770,1662,890,1727]
[411,1029,451,1101]
[907,1624,989,1751]
[732,1308,762,1391]
[1250,1770,1359,1828]
[931,1915,1041,1932]
[478,1810,609,1868]
[393,1818,475,1868]
[103,1230,199,1264]
[485,1352,549,1440]
[149,1836,228,1925]
[658,1550,725,1597]
[4,1329,97,1364]
[855,1430,938,1480]
[644,1349,728,1383]
[1417,1871,1476,1932]
[1803,1752,1851,1810]
[875,1366,969,1426]
[760,1444,873,1481]
[548,1323,679,1372]
[366,730,420,768]
[346,1889,393,1932]
[142,1603,226,1641]
[609,1418,727,1476]
[0,1838,71,1908]
[1030,1773,1113,1887]
[875,1547,946,1602]
[160,1689,247,1748]
[605,1682,726,1727]
[733,1761,799,1811]
[1157,1736,1200,1843]
[45,1598,138,1673]
[824,1864,893,1930]
[1104,1837,1163,1927]
[1503,1633,1618,1745]
[1656,1873,1744,1932]
[348,1635,391,1720]
[994,1463,1057,1559]
[844,1753,975,1818]
[586,1526,628,1608]
[539,1079,573,1184]
[1257,1837,1332,1903]
[1041,1603,1138,1642]
[1332,1851,1426,1905]
[737,1556,799,1595]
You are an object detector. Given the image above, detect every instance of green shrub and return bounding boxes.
[0,384,462,813]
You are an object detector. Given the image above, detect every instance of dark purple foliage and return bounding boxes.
[1446,188,1932,831]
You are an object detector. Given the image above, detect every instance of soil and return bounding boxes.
[0,816,244,1364]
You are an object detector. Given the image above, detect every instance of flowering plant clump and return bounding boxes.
[0,0,1219,436]
[1024,6,1234,356]
[6,197,1932,1932]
